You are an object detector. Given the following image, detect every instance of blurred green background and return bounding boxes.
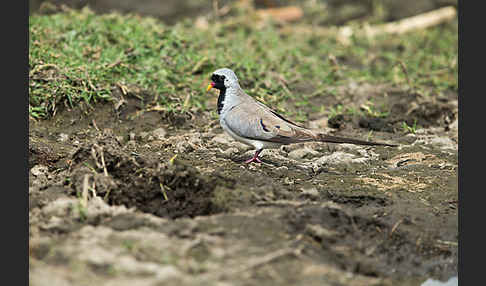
[30,0,457,25]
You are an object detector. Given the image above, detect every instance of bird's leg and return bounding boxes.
[244,149,262,164]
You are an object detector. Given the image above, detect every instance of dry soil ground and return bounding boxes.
[29,82,458,285]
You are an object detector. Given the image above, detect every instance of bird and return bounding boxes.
[206,68,397,164]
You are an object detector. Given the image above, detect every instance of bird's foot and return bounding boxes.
[244,150,262,164]
[244,156,262,164]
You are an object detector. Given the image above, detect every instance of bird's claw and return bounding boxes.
[244,156,262,164]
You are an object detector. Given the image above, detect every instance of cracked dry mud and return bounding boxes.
[29,84,458,286]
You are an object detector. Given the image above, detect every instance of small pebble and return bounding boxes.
[152,128,167,140]
[57,133,69,142]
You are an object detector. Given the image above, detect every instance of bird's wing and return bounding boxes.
[222,99,315,144]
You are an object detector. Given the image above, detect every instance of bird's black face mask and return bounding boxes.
[207,74,226,91]
[206,74,228,115]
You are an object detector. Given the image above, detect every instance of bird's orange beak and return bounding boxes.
[206,82,215,92]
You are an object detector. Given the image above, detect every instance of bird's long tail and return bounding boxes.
[315,133,397,147]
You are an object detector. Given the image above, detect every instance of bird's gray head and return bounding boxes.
[206,68,240,91]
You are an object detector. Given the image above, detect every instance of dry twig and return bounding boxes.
[280,6,456,45]
[91,144,109,176]
[363,6,457,38]
[81,174,90,208]
[390,218,404,237]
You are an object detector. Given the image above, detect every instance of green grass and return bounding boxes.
[402,119,420,134]
[29,7,457,120]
